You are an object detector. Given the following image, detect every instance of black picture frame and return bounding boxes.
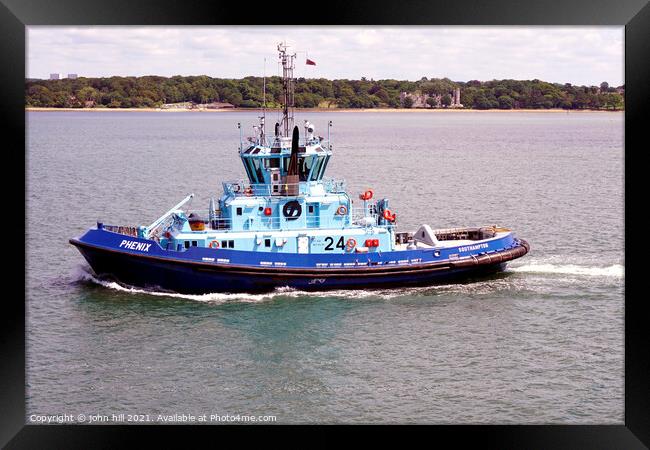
[3,0,648,447]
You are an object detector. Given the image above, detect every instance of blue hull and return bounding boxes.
[70,228,529,294]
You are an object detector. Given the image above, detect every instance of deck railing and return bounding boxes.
[244,136,331,151]
[180,205,392,233]
[222,178,346,198]
[182,212,350,231]
[98,203,393,240]
[100,224,139,237]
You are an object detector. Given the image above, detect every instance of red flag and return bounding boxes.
[306,58,316,66]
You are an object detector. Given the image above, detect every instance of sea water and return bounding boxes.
[26,110,624,423]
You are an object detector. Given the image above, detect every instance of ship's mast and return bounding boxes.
[278,42,296,138]
[259,57,266,144]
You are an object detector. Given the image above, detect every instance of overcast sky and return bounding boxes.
[27,26,624,86]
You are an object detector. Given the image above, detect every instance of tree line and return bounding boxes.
[25,75,624,110]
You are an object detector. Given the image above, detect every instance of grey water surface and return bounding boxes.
[26,110,624,424]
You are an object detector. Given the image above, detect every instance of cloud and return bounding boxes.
[27,26,624,86]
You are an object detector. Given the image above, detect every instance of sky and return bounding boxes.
[27,26,624,86]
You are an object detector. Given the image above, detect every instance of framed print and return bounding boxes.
[3,0,648,447]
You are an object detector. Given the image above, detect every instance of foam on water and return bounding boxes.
[72,266,286,303]
[508,263,624,278]
[71,265,523,303]
[71,261,623,305]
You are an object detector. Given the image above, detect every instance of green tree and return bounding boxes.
[77,86,98,103]
[373,88,389,104]
[606,93,624,110]
[24,74,625,111]
[387,94,401,108]
[460,86,478,108]
[402,96,414,108]
[26,85,53,106]
[222,88,243,106]
[441,94,452,107]
[51,91,70,107]
[498,95,514,109]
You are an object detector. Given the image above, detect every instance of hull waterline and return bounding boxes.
[70,234,529,294]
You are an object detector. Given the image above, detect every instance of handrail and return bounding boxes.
[176,204,394,233]
[222,178,346,197]
[99,202,393,239]
[181,211,350,230]
[99,209,394,240]
[244,136,331,150]
[101,224,139,237]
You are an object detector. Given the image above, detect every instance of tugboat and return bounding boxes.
[70,43,529,294]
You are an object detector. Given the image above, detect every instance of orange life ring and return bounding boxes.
[359,189,374,201]
[383,209,396,222]
[244,186,253,197]
[345,238,357,251]
[209,240,220,249]
[336,205,348,215]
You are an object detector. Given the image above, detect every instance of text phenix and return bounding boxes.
[119,240,152,252]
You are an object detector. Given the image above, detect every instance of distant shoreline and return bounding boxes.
[26,107,623,113]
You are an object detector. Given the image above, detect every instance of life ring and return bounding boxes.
[336,205,348,215]
[383,209,396,222]
[359,189,374,201]
[209,240,220,249]
[345,238,356,251]
[244,186,253,197]
[232,183,241,193]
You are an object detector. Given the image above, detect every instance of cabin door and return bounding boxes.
[297,236,309,254]
[306,203,320,228]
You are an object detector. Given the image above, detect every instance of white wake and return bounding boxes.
[72,266,412,303]
[508,263,624,278]
[71,261,623,304]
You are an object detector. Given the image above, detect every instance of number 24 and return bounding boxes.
[324,236,344,251]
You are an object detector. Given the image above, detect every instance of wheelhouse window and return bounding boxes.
[263,157,281,169]
[245,158,264,183]
[310,155,326,181]
[298,156,316,181]
[243,159,256,182]
[318,155,330,179]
